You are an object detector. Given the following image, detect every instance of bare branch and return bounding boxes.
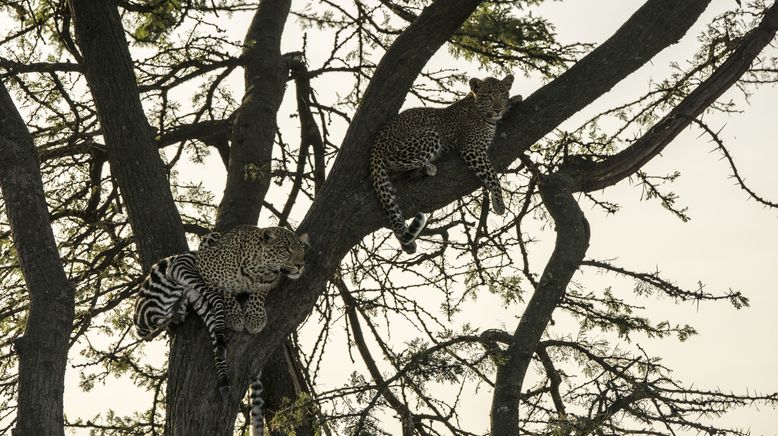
[693,118,778,208]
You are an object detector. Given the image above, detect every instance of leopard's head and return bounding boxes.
[256,227,309,280]
[469,74,514,124]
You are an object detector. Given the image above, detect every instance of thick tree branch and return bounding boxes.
[1,82,75,436]
[67,0,188,269]
[490,173,590,436]
[156,119,231,149]
[0,58,81,77]
[214,0,292,231]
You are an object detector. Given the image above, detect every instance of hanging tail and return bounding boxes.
[167,253,231,400]
[194,230,229,397]
[183,285,230,399]
[249,371,265,436]
[369,153,427,253]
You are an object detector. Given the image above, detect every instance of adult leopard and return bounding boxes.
[134,225,308,401]
[195,225,309,335]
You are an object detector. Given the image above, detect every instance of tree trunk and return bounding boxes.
[0,83,75,436]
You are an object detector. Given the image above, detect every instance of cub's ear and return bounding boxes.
[261,227,278,243]
[298,233,311,247]
[469,77,483,93]
[502,74,514,88]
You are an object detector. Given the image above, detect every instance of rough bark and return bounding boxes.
[67,0,188,269]
[489,173,590,436]
[1,83,75,436]
[215,0,292,230]
[164,1,299,435]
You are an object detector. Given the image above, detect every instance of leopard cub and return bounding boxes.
[370,74,515,253]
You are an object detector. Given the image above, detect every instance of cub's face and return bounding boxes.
[255,227,309,280]
[470,74,514,123]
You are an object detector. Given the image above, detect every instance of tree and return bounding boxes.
[1,0,777,434]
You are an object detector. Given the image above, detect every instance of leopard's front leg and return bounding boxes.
[244,292,268,334]
[460,145,505,215]
[223,292,245,332]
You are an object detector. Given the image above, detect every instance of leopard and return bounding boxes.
[369,74,515,253]
[196,225,309,335]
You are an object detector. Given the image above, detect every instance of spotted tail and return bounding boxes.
[249,371,265,436]
[369,152,427,253]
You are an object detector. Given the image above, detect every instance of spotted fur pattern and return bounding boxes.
[133,234,229,396]
[196,225,308,335]
[370,74,514,253]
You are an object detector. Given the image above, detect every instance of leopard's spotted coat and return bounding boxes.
[369,74,515,253]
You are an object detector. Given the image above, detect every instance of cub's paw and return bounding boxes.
[424,163,437,177]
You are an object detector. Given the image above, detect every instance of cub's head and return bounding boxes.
[257,227,309,279]
[469,74,514,124]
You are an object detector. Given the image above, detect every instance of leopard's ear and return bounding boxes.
[469,77,483,93]
[502,74,514,88]
[261,227,278,243]
[298,233,311,247]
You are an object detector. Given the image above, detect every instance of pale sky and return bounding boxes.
[6,0,775,434]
